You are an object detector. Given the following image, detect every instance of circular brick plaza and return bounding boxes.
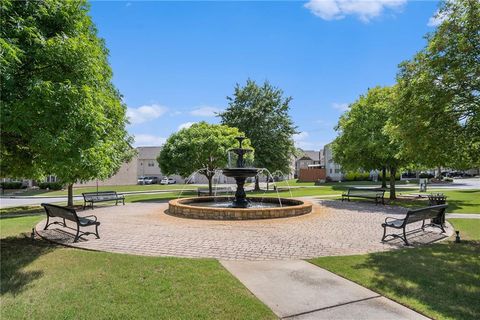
[35,199,453,260]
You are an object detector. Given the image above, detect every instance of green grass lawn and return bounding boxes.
[310,219,480,320]
[0,215,275,319]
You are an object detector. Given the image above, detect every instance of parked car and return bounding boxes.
[144,177,158,184]
[138,176,158,185]
[160,177,176,185]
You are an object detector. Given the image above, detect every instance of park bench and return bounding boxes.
[381,204,447,246]
[342,187,386,205]
[197,187,233,196]
[82,191,125,210]
[41,203,100,242]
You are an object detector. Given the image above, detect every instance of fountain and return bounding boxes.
[222,136,259,208]
[167,136,312,220]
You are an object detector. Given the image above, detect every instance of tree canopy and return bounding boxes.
[0,0,134,205]
[333,86,403,198]
[219,79,297,188]
[389,0,480,169]
[158,122,253,195]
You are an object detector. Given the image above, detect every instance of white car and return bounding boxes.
[160,177,176,185]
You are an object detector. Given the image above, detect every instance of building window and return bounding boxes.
[148,161,155,167]
[335,169,341,174]
[330,169,333,174]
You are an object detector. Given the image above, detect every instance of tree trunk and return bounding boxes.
[437,166,442,178]
[67,183,74,207]
[254,176,260,191]
[389,167,396,200]
[207,175,213,196]
[381,166,387,189]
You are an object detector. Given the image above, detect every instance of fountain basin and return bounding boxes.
[222,167,259,178]
[168,196,312,220]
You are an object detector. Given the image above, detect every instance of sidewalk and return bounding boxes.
[221,260,429,320]
[447,213,480,219]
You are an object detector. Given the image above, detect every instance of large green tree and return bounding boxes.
[333,86,403,199]
[158,122,253,195]
[219,80,297,190]
[0,0,134,205]
[390,0,480,171]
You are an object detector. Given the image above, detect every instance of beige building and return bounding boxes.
[75,146,202,187]
[294,150,322,178]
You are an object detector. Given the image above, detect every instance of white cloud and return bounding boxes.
[304,0,407,22]
[133,134,166,147]
[427,10,447,27]
[293,131,309,142]
[127,104,168,125]
[293,131,311,148]
[332,102,349,112]
[178,122,196,131]
[190,106,222,117]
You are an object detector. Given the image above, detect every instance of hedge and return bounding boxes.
[38,182,64,190]
[0,182,25,189]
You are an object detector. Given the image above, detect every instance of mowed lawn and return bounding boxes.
[0,216,275,320]
[310,219,480,320]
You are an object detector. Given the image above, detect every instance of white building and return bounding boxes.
[323,143,343,181]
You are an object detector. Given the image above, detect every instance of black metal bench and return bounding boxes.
[82,191,125,209]
[197,187,233,196]
[342,187,385,205]
[381,204,447,245]
[41,203,100,242]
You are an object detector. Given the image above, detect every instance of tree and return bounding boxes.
[333,86,403,199]
[0,0,134,206]
[158,122,253,196]
[389,0,480,171]
[219,79,297,190]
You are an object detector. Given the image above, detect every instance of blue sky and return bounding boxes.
[89,0,441,150]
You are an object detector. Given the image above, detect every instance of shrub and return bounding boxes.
[325,176,333,183]
[38,182,64,190]
[0,182,24,189]
[344,172,371,181]
[443,177,453,182]
[419,173,434,179]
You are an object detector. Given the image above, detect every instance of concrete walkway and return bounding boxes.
[221,260,429,320]
[447,213,480,219]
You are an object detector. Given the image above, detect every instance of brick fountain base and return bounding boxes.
[168,197,312,220]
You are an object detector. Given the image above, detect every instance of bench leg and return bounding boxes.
[95,224,100,239]
[63,218,67,227]
[44,216,50,230]
[123,199,125,205]
[83,201,86,210]
[74,225,81,243]
[403,227,410,246]
[381,225,387,242]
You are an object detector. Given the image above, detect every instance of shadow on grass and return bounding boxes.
[356,242,480,320]
[0,236,57,296]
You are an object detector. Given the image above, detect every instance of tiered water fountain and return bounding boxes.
[168,136,312,220]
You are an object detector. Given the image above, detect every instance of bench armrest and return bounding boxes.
[83,215,98,222]
[384,216,398,224]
